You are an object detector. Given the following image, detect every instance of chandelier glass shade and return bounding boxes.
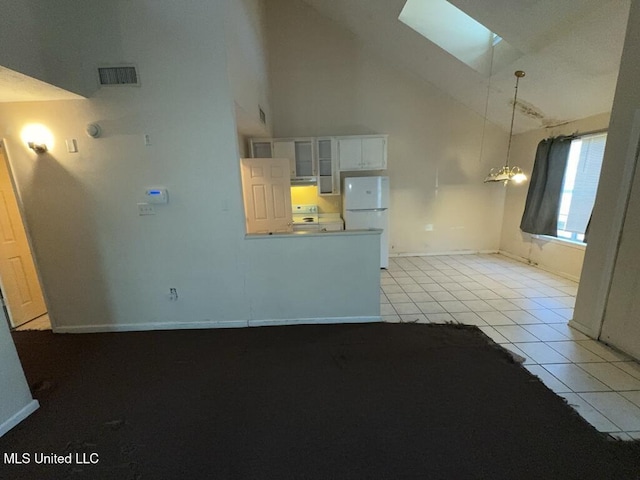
[484,70,528,184]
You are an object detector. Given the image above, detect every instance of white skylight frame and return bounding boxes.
[398,0,520,76]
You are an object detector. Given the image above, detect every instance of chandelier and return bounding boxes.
[484,70,528,184]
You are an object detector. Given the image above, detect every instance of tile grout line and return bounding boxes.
[383,253,640,439]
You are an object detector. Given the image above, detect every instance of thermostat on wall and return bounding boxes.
[145,187,168,204]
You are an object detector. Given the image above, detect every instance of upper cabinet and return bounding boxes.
[272,140,296,177]
[250,137,316,179]
[316,137,339,196]
[250,140,273,159]
[294,139,315,177]
[250,134,387,196]
[337,135,387,171]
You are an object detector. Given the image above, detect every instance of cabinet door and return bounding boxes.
[337,138,363,171]
[294,140,314,177]
[330,140,340,194]
[251,140,272,158]
[361,136,386,170]
[272,140,296,177]
[317,138,339,195]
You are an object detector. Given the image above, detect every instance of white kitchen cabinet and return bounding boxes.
[337,135,387,171]
[272,140,297,177]
[293,139,314,177]
[250,139,273,159]
[316,137,340,196]
[251,138,315,179]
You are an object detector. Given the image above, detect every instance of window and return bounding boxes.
[398,0,521,75]
[556,133,607,242]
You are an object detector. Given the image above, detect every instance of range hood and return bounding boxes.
[291,176,317,186]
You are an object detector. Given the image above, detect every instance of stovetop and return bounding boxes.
[292,204,318,225]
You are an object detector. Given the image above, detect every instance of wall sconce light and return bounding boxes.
[27,142,48,154]
[21,123,54,155]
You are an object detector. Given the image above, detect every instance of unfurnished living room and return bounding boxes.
[1,0,640,478]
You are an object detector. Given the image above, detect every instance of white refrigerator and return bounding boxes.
[343,176,389,268]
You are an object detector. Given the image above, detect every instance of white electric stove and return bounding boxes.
[292,204,320,231]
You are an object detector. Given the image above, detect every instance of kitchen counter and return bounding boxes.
[318,213,343,222]
[245,228,380,239]
[243,226,381,326]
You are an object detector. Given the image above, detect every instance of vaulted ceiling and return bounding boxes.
[300,0,630,133]
[0,67,83,103]
[0,0,629,135]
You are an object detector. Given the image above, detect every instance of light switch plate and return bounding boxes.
[66,139,78,153]
[137,203,155,215]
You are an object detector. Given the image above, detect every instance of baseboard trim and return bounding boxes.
[390,250,498,258]
[54,320,250,333]
[0,399,39,438]
[567,319,597,339]
[53,317,381,333]
[497,250,581,282]
[247,316,380,327]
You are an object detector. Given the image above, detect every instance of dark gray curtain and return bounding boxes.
[520,136,573,236]
[584,214,592,243]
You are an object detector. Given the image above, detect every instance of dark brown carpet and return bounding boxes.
[1,323,639,480]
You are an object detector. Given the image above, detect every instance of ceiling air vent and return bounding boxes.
[98,66,139,86]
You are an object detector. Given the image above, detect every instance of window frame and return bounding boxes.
[555,131,608,244]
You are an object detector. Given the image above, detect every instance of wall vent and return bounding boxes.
[98,66,140,86]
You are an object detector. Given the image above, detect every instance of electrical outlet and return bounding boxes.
[137,203,155,215]
[168,288,178,301]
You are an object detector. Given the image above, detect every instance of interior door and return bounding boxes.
[240,158,293,234]
[0,142,46,327]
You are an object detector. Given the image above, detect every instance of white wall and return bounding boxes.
[0,0,126,97]
[0,310,38,437]
[0,2,44,85]
[575,0,640,358]
[0,0,251,331]
[499,112,611,281]
[265,0,509,255]
[244,232,380,325]
[0,0,380,334]
[225,0,273,139]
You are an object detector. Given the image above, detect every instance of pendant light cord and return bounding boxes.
[505,72,524,169]
[478,46,495,165]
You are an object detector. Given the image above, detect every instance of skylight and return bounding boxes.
[399,0,520,76]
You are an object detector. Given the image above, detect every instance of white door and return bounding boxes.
[0,142,47,327]
[240,158,293,234]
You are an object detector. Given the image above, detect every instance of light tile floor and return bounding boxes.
[382,254,640,441]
